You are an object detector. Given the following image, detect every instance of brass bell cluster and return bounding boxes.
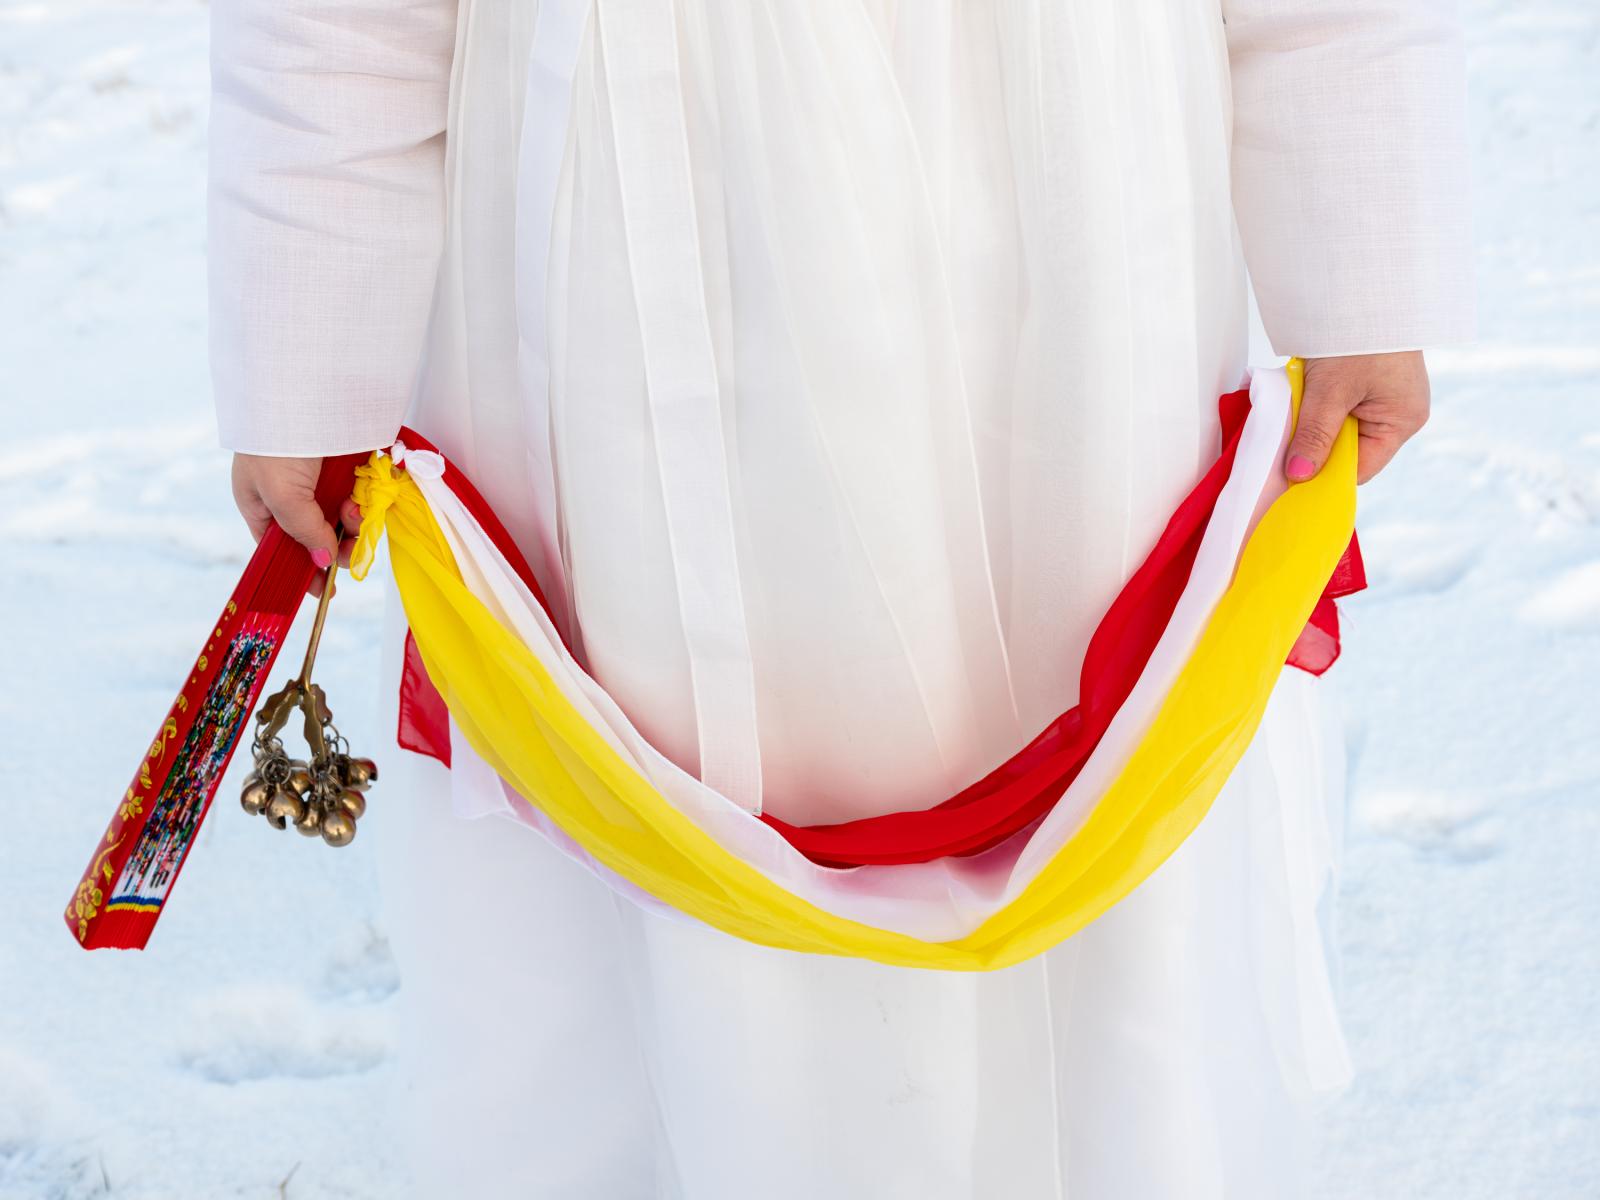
[240,561,378,847]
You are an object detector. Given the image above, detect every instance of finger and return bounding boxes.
[339,497,363,534]
[231,476,275,545]
[1285,381,1355,483]
[262,484,338,568]
[239,496,274,545]
[306,571,342,600]
[1355,427,1405,485]
[337,533,358,570]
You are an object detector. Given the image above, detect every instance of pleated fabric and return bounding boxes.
[414,0,1247,823]
[386,2,1352,1195]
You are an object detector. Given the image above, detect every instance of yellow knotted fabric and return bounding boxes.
[348,450,405,583]
[358,361,1357,969]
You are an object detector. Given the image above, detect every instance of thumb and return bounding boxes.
[1285,377,1353,483]
[264,481,338,568]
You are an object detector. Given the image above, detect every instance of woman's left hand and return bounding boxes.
[1285,351,1432,485]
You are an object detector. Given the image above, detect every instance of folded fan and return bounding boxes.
[66,455,366,950]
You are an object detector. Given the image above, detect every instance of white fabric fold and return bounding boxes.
[593,0,764,812]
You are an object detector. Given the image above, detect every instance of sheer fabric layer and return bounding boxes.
[392,4,1348,1198]
[415,0,1248,825]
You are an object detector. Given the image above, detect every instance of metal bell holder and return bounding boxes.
[240,560,377,846]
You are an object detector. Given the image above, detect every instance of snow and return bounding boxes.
[173,985,392,1086]
[0,1,1595,1196]
[1521,560,1600,630]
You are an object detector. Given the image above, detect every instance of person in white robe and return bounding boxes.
[211,2,1474,1196]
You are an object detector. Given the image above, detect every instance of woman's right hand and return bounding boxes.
[231,453,362,580]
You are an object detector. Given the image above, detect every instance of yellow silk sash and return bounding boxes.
[354,362,1356,969]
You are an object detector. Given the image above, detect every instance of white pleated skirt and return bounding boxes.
[375,616,1351,1199]
[391,2,1354,1195]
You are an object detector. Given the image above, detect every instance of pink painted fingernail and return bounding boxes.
[311,547,333,568]
[1286,455,1315,482]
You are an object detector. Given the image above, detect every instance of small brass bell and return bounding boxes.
[286,761,314,797]
[263,788,306,831]
[242,557,376,849]
[340,756,379,792]
[337,789,367,820]
[293,801,325,837]
[240,772,273,816]
[320,809,357,847]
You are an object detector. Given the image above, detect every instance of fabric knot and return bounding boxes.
[349,451,407,581]
[392,442,445,481]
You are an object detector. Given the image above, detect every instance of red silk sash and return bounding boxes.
[394,395,1363,869]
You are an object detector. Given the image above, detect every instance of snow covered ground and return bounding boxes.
[1,2,1595,1196]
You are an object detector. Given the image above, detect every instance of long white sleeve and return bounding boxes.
[208,0,458,456]
[1225,0,1476,357]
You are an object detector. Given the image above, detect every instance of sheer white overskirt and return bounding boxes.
[389,3,1353,1196]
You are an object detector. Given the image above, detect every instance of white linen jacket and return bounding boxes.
[208,0,1476,458]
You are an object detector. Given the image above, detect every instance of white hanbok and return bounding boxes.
[208,2,1474,1196]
